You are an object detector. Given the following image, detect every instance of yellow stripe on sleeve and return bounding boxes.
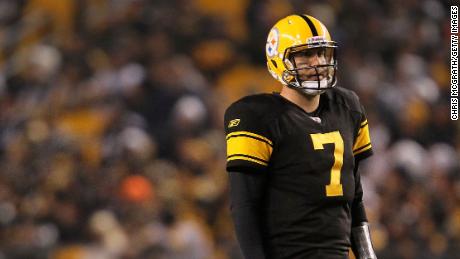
[226,132,273,164]
[353,123,371,153]
[353,144,372,156]
[226,131,273,146]
[227,155,268,166]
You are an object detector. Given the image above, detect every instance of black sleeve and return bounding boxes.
[351,101,372,228]
[228,170,267,259]
[351,160,368,227]
[351,160,368,257]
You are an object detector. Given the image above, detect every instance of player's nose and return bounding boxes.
[308,53,325,66]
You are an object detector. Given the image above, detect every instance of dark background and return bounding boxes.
[0,0,458,258]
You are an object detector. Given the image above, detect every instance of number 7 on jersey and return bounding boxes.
[310,131,344,197]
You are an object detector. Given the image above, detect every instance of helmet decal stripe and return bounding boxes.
[298,14,318,36]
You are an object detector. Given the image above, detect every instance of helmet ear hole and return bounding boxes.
[267,61,280,82]
[270,59,278,68]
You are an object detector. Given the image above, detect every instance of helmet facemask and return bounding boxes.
[282,41,338,96]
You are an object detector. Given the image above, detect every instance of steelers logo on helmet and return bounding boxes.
[265,14,338,96]
[266,28,279,58]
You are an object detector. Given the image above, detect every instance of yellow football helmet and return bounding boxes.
[266,14,337,95]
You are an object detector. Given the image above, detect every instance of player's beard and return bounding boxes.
[297,65,333,95]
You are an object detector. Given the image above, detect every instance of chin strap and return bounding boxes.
[351,222,377,259]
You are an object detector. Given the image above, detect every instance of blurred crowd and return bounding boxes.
[0,0,458,258]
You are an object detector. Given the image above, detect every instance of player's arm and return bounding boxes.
[351,108,377,259]
[350,160,377,259]
[224,100,273,259]
[228,170,267,259]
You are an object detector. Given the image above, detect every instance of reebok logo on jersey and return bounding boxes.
[228,119,240,128]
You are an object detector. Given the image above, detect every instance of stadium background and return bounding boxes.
[0,0,458,258]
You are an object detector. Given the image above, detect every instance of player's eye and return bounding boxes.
[317,48,326,57]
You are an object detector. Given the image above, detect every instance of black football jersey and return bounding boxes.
[225,87,373,259]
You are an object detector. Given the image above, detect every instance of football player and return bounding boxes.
[225,14,378,259]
